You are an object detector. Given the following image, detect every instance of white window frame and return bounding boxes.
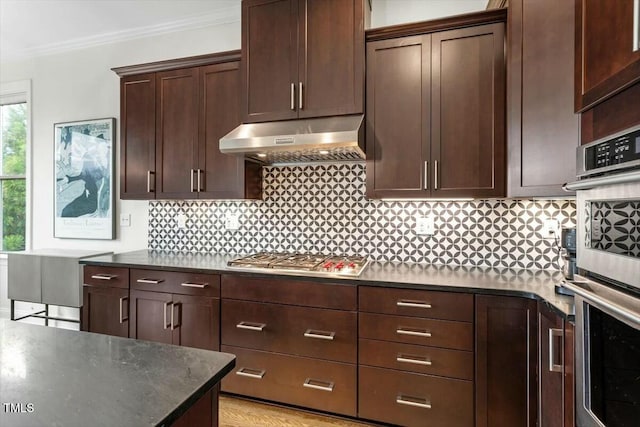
[0,79,32,254]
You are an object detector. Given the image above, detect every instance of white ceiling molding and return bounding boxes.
[7,5,240,62]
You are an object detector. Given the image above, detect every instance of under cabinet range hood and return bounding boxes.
[219,114,365,164]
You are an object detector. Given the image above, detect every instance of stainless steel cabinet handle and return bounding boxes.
[634,0,639,51]
[434,160,439,190]
[291,83,296,110]
[163,302,171,329]
[180,282,208,289]
[236,321,266,331]
[549,328,563,373]
[423,161,429,190]
[396,354,432,366]
[396,395,431,409]
[396,328,432,338]
[190,169,196,192]
[147,171,155,193]
[136,278,164,284]
[171,302,179,330]
[119,297,128,323]
[299,82,303,110]
[91,274,117,280]
[303,378,334,392]
[236,367,265,379]
[397,300,432,309]
[303,329,335,341]
[198,169,204,192]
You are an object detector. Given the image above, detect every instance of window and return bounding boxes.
[0,81,30,252]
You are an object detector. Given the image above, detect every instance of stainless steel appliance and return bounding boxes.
[560,227,577,280]
[226,252,369,277]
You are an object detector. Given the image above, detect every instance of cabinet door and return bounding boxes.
[172,294,219,351]
[199,61,260,199]
[476,295,537,427]
[129,289,173,344]
[120,73,155,199]
[575,0,640,111]
[241,0,298,123]
[431,23,505,198]
[82,286,129,337]
[507,0,579,197]
[297,0,364,118]
[365,35,431,198]
[539,303,565,427]
[155,67,199,199]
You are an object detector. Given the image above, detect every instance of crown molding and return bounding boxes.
[3,5,240,62]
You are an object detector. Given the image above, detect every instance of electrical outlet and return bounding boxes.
[176,213,187,230]
[119,213,131,227]
[225,213,240,230]
[543,219,560,240]
[416,215,435,235]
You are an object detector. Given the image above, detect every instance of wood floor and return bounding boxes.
[219,396,378,427]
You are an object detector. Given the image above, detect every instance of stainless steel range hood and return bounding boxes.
[219,114,364,164]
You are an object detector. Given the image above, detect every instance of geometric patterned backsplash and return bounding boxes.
[587,200,640,257]
[149,163,576,270]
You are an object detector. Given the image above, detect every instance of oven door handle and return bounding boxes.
[562,282,640,329]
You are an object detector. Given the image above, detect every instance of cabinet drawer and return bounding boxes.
[83,266,129,289]
[359,286,473,321]
[222,300,356,363]
[359,338,473,380]
[359,366,473,427]
[131,269,220,297]
[221,275,356,310]
[221,345,356,417]
[359,312,473,351]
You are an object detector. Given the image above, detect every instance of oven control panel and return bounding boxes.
[578,125,640,177]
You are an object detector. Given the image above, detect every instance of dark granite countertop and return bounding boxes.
[81,250,574,318]
[0,320,235,427]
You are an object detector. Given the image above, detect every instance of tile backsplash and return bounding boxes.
[149,163,576,270]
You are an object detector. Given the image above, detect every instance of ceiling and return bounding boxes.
[0,0,241,63]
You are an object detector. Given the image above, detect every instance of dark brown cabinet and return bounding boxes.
[241,0,366,123]
[81,266,130,337]
[507,0,580,197]
[575,0,640,112]
[366,12,506,199]
[114,52,261,201]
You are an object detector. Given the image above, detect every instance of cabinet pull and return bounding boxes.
[434,160,439,190]
[291,83,296,110]
[303,329,335,340]
[549,328,563,373]
[171,302,180,330]
[396,395,431,409]
[396,328,432,338]
[118,297,128,323]
[190,169,197,192]
[397,300,432,309]
[236,367,265,379]
[136,278,164,284]
[396,354,432,366]
[180,282,208,289]
[198,169,204,192]
[423,161,429,190]
[147,171,155,193]
[91,274,117,280]
[303,378,334,392]
[634,0,639,52]
[299,82,303,110]
[163,301,172,330]
[236,321,266,331]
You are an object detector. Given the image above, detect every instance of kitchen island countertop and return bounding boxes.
[0,319,235,427]
[81,249,574,318]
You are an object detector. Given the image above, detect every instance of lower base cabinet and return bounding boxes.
[221,345,357,417]
[358,366,473,427]
[170,387,218,427]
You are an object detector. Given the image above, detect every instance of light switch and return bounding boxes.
[225,213,240,230]
[119,213,131,227]
[177,214,187,230]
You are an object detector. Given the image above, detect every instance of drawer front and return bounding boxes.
[221,346,356,417]
[83,266,129,289]
[359,286,473,321]
[131,269,220,297]
[359,339,473,380]
[222,300,356,363]
[359,366,473,427]
[221,274,356,310]
[359,312,473,351]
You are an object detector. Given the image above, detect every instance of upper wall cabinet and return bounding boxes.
[507,0,580,197]
[575,0,640,112]
[366,10,506,199]
[114,52,262,201]
[241,0,368,123]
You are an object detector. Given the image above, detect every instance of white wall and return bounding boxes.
[370,0,488,28]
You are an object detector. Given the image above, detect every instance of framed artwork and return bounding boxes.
[54,118,115,239]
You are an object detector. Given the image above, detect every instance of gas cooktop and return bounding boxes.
[227,252,369,277]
